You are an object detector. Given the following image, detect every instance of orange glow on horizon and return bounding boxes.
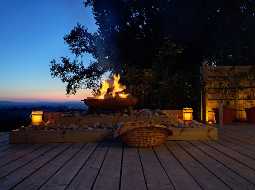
[0,90,92,102]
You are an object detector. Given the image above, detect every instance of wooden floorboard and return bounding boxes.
[179,141,255,190]
[0,125,255,190]
[154,144,201,190]
[0,144,70,190]
[0,144,14,153]
[218,136,255,160]
[120,147,147,190]
[0,144,34,158]
[0,141,9,146]
[139,147,174,190]
[167,141,230,190]
[221,125,255,142]
[203,141,255,171]
[40,143,98,190]
[66,143,108,190]
[190,141,255,185]
[221,131,255,145]
[0,144,42,168]
[0,145,56,178]
[13,144,84,190]
[0,133,9,143]
[92,142,123,190]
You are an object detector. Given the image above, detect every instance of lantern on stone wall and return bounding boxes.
[208,111,216,124]
[183,108,193,122]
[31,111,43,126]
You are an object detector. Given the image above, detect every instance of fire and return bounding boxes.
[97,80,110,99]
[96,74,129,99]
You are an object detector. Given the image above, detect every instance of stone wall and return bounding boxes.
[202,65,255,121]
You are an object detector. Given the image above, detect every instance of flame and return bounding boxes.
[97,80,110,99]
[96,74,129,99]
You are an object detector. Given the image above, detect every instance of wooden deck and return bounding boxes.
[1,124,255,190]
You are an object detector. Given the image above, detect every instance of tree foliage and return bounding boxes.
[50,0,255,111]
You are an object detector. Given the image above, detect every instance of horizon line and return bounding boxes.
[0,98,85,103]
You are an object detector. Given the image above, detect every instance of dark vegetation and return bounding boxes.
[50,0,255,119]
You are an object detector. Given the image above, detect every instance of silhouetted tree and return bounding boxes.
[50,0,255,113]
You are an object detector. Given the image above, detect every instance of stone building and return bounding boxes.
[201,65,255,123]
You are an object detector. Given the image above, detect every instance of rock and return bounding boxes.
[93,122,100,127]
[69,124,77,129]
[155,109,161,113]
[74,112,81,117]
[138,109,153,117]
[123,114,129,117]
[154,112,159,117]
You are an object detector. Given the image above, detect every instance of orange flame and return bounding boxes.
[96,74,129,99]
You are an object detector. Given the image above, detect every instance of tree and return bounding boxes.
[50,0,255,115]
[201,0,255,66]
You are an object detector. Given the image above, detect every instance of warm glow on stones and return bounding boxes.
[31,111,43,126]
[183,108,193,121]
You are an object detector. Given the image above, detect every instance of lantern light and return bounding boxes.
[183,108,193,122]
[31,111,43,126]
[208,111,216,124]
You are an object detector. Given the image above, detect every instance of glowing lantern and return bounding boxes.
[208,111,216,124]
[31,111,43,126]
[183,108,193,122]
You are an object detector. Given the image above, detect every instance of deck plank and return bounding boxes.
[0,144,42,167]
[167,141,230,190]
[221,131,255,145]
[0,144,13,153]
[0,133,9,143]
[139,147,174,190]
[0,145,29,157]
[221,125,255,143]
[154,144,201,190]
[179,141,255,190]
[40,143,98,190]
[0,133,6,137]
[0,141,9,146]
[0,145,55,178]
[67,143,109,190]
[190,141,255,185]
[121,147,147,190]
[13,144,84,190]
[203,141,255,171]
[92,142,123,190]
[218,136,255,159]
[1,125,255,190]
[0,144,70,190]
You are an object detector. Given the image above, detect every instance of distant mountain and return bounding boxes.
[0,101,16,105]
[0,100,87,111]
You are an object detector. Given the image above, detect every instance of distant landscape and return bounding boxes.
[0,101,87,132]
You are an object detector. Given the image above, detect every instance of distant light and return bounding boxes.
[31,111,43,126]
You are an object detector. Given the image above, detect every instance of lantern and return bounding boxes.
[183,108,193,122]
[208,111,216,124]
[31,111,43,126]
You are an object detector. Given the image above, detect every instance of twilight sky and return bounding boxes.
[0,0,97,101]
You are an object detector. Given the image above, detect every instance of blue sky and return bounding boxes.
[0,0,97,101]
